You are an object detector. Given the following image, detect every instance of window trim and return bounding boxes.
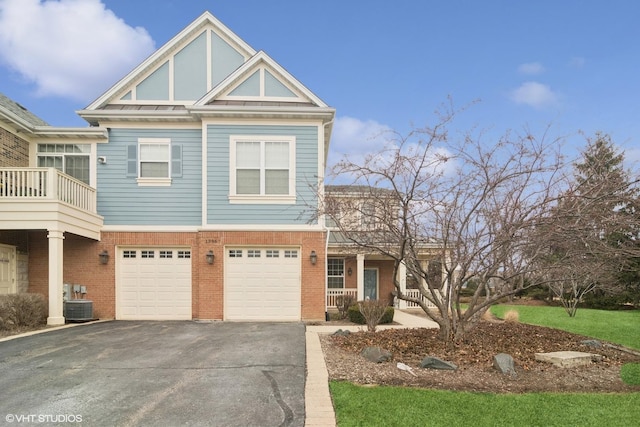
[137,137,172,186]
[229,135,296,204]
[36,143,92,185]
[327,258,345,289]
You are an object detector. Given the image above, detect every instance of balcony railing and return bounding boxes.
[0,168,96,213]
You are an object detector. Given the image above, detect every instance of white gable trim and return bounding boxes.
[195,51,329,108]
[86,12,256,110]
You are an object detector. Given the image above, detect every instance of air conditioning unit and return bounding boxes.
[64,300,94,322]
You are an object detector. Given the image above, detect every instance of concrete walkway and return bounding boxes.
[304,310,439,426]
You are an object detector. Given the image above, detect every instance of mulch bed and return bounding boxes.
[320,321,640,393]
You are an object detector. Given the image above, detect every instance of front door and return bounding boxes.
[0,244,16,294]
[363,268,378,300]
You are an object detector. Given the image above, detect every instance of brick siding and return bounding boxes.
[26,230,327,321]
[0,127,30,167]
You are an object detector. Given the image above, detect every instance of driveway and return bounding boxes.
[0,321,306,426]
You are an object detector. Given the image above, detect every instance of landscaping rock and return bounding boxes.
[493,353,517,376]
[581,339,602,348]
[332,329,351,337]
[420,356,457,370]
[361,346,392,363]
[535,351,603,368]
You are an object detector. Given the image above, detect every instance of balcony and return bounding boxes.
[0,168,103,240]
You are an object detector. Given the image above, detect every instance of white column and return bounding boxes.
[396,261,407,309]
[356,254,365,301]
[47,230,65,325]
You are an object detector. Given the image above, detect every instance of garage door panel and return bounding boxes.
[225,247,301,321]
[117,248,192,320]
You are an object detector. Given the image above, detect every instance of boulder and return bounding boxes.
[361,346,392,363]
[581,339,602,348]
[420,356,457,370]
[331,329,351,337]
[493,353,517,376]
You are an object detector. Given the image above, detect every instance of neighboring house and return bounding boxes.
[0,12,334,324]
[324,185,442,310]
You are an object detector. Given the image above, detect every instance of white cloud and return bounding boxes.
[518,62,545,75]
[0,0,155,102]
[329,116,393,158]
[508,81,559,109]
[327,116,458,184]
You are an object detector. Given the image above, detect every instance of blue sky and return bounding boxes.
[1,0,639,167]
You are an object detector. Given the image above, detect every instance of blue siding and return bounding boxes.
[228,71,260,96]
[98,129,202,225]
[207,124,319,225]
[211,31,245,87]
[265,71,296,98]
[136,61,170,100]
[174,32,207,100]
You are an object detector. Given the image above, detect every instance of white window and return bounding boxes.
[141,250,155,258]
[361,201,376,229]
[248,250,261,258]
[229,135,296,204]
[37,144,91,185]
[134,138,173,186]
[159,250,173,258]
[284,250,298,258]
[140,139,170,177]
[229,249,243,258]
[328,258,345,289]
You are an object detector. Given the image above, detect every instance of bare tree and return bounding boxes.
[325,104,568,346]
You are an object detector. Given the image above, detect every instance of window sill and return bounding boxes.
[137,177,172,187]
[228,195,296,204]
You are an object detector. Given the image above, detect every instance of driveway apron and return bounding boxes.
[0,321,306,426]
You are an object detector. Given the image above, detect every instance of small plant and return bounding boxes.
[0,294,47,331]
[347,300,394,332]
[347,304,395,326]
[335,294,356,319]
[504,309,520,323]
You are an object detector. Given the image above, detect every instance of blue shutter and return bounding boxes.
[171,144,182,177]
[126,145,137,177]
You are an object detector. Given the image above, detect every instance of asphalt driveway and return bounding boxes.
[0,321,306,426]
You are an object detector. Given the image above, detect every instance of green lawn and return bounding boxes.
[490,304,640,350]
[331,382,640,427]
[330,305,640,426]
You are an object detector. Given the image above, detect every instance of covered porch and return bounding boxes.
[0,167,103,325]
[325,252,437,310]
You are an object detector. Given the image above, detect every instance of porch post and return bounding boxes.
[396,261,407,309]
[356,253,364,301]
[47,229,65,325]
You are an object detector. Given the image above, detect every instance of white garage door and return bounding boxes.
[225,247,301,321]
[117,248,192,320]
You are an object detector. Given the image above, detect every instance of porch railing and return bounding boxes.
[0,168,96,213]
[402,289,437,309]
[326,288,358,308]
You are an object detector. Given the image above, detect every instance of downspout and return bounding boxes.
[322,118,334,321]
[324,225,331,321]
